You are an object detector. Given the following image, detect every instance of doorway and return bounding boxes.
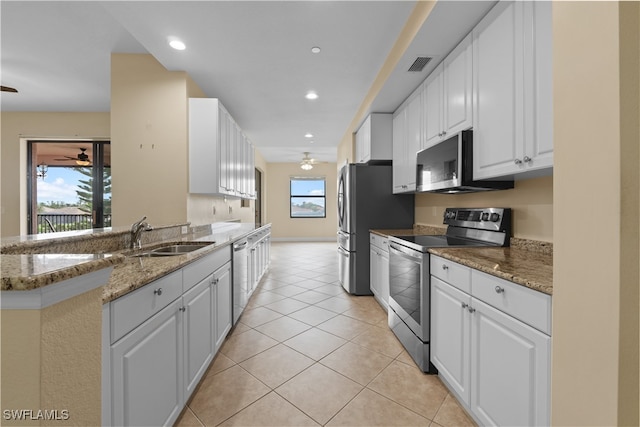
[27,140,111,234]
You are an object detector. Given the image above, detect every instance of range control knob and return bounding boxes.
[444,211,456,219]
[481,212,489,221]
[490,213,500,222]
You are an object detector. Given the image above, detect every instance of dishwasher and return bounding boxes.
[232,238,248,325]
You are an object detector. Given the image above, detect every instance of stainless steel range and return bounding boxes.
[387,207,511,373]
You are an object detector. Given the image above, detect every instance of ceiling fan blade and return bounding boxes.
[1,85,18,93]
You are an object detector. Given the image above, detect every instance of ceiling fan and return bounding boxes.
[55,148,92,166]
[299,152,327,170]
[1,86,18,93]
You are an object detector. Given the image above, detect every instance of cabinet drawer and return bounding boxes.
[430,256,471,294]
[370,233,389,253]
[110,270,183,343]
[183,247,231,292]
[471,270,551,335]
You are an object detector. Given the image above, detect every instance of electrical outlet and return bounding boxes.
[181,226,188,234]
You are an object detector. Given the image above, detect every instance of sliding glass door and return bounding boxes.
[27,140,111,234]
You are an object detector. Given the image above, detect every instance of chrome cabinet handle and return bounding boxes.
[442,131,447,136]
[495,286,505,294]
[523,156,532,163]
[461,302,468,309]
[467,307,476,314]
[442,264,449,270]
[154,288,163,296]
[514,158,523,165]
[179,306,186,312]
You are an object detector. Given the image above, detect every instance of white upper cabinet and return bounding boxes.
[424,33,473,149]
[392,85,422,193]
[355,113,393,163]
[189,98,255,198]
[472,1,553,179]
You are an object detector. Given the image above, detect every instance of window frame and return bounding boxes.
[289,176,326,219]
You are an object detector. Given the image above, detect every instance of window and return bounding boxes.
[290,177,326,218]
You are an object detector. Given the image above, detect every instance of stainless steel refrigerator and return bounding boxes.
[337,163,414,295]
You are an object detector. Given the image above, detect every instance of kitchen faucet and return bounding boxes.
[130,216,153,249]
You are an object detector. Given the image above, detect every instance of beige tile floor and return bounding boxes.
[175,242,476,427]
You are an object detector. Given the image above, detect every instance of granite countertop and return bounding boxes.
[370,228,553,295]
[1,223,271,303]
[428,246,552,295]
[0,253,123,291]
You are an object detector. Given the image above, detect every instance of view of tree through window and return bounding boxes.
[290,178,326,218]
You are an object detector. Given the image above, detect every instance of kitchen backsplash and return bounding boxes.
[415,175,553,242]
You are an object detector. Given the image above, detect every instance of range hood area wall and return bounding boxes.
[415,175,553,242]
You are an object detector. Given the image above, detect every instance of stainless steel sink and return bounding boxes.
[128,242,214,257]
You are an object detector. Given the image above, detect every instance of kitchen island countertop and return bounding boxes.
[1,223,271,303]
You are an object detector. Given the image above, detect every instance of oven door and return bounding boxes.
[388,242,430,341]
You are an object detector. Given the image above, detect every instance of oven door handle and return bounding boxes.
[389,243,422,260]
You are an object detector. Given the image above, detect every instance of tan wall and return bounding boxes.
[0,287,104,426]
[265,162,337,240]
[415,175,553,242]
[0,310,41,426]
[40,287,103,426]
[0,112,110,237]
[110,54,190,227]
[552,2,639,425]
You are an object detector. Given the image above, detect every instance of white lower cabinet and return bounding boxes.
[470,297,550,427]
[369,233,390,311]
[213,261,232,352]
[431,277,471,403]
[111,298,184,427]
[248,228,271,295]
[430,255,551,426]
[183,276,214,397]
[107,247,233,426]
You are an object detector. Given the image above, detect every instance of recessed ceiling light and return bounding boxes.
[169,38,186,51]
[305,91,318,100]
[309,140,314,144]
[305,133,313,138]
[311,46,321,54]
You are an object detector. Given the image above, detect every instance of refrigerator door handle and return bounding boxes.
[337,246,350,257]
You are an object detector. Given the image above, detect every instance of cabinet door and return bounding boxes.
[424,64,443,149]
[470,297,550,427]
[431,277,471,405]
[183,276,214,398]
[403,86,422,190]
[111,299,183,427]
[369,247,380,299]
[524,0,553,171]
[392,109,406,193]
[214,262,233,352]
[379,249,389,311]
[472,1,525,180]
[219,106,230,193]
[443,33,473,137]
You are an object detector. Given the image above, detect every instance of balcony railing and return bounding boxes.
[37,214,112,234]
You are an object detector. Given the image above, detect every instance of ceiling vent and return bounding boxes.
[408,56,432,72]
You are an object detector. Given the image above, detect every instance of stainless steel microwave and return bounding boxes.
[416,130,514,193]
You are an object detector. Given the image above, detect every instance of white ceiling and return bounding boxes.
[1,1,495,163]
